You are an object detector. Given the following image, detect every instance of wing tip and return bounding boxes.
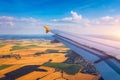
[44,26,51,33]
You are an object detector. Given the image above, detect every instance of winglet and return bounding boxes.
[44,26,51,33]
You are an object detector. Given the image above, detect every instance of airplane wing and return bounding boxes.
[44,26,120,80]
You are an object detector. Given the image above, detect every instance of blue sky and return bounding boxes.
[0,0,120,36]
[0,0,120,18]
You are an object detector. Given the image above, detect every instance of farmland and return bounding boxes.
[0,39,99,80]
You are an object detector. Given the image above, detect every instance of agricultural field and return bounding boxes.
[0,39,99,80]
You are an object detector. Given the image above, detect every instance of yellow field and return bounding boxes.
[0,40,99,80]
[0,44,14,54]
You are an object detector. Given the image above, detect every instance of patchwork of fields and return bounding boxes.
[0,39,99,80]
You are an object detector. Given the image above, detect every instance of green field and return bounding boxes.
[43,62,81,75]
[34,52,45,56]
[45,49,59,53]
[0,44,5,48]
[0,64,13,70]
[11,45,39,50]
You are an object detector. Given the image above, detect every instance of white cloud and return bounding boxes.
[62,11,82,22]
[0,16,14,26]
[0,16,46,34]
[50,11,120,36]
[62,17,72,21]
[53,11,82,23]
[0,16,41,27]
[52,11,120,26]
[101,16,113,21]
[20,17,40,23]
[70,11,82,21]
[1,12,120,35]
[92,15,120,25]
[0,16,14,21]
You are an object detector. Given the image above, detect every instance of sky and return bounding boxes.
[0,0,120,36]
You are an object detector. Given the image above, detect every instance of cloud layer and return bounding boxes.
[0,16,45,34]
[52,11,120,26]
[0,11,120,35]
[51,11,120,36]
[0,16,14,26]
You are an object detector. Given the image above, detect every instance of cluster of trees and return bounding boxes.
[34,49,59,56]
[0,54,21,59]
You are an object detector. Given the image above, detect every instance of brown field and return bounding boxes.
[0,39,99,80]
